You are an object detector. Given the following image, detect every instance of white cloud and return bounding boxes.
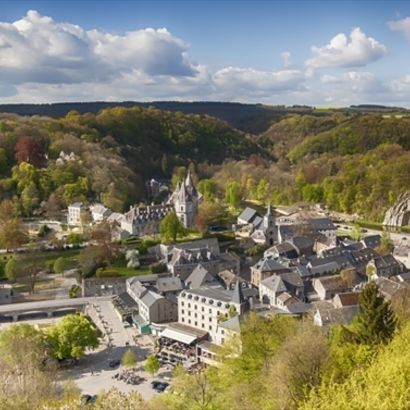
[388,17,410,40]
[306,27,386,69]
[213,67,304,97]
[0,9,197,92]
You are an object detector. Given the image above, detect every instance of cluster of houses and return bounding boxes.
[80,204,409,367]
[67,171,202,238]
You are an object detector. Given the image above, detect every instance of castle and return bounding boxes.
[168,171,202,228]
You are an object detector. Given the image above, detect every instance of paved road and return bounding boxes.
[0,296,112,314]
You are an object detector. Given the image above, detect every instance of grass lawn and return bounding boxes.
[115,266,152,276]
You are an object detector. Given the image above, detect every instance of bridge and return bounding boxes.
[0,296,112,322]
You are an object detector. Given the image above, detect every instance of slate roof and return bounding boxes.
[315,275,347,292]
[316,305,358,326]
[140,290,163,308]
[237,207,259,224]
[181,286,233,303]
[253,257,291,273]
[185,264,218,289]
[219,315,241,333]
[334,292,360,307]
[309,217,336,231]
[260,275,287,293]
[156,276,184,293]
[288,236,314,252]
[361,234,381,249]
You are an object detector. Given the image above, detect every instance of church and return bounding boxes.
[168,171,203,228]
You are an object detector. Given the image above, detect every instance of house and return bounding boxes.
[154,238,220,259]
[366,255,404,278]
[89,203,112,223]
[259,270,304,307]
[287,236,314,256]
[313,275,350,300]
[126,276,178,328]
[236,207,261,227]
[0,285,13,304]
[264,242,298,260]
[332,292,360,308]
[121,204,171,237]
[185,265,220,289]
[251,257,291,287]
[217,270,246,290]
[167,247,220,280]
[67,202,86,226]
[361,234,381,249]
[168,171,202,228]
[177,282,249,342]
[375,277,409,301]
[313,305,358,327]
[309,217,337,244]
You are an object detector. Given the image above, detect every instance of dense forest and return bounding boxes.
[0,104,409,221]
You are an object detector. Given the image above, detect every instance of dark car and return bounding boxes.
[109,359,121,368]
[151,381,169,393]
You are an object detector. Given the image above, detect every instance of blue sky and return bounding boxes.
[1,0,410,105]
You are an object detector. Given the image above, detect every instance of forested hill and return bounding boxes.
[0,106,267,215]
[0,101,407,135]
[0,101,319,134]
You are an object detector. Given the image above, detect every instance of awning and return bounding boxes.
[160,328,198,345]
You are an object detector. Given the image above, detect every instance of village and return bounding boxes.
[1,171,409,400]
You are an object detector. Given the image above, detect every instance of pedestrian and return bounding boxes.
[91,370,94,376]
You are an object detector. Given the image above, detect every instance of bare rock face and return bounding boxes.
[383,192,410,227]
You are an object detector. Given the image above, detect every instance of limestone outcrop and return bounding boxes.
[383,192,410,227]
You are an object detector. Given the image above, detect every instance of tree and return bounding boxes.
[91,221,120,263]
[159,211,186,243]
[353,281,397,345]
[46,313,99,360]
[350,224,362,241]
[375,231,394,256]
[197,179,217,202]
[15,249,46,294]
[225,180,242,209]
[0,324,55,410]
[53,257,72,275]
[0,218,27,252]
[5,257,18,282]
[144,355,160,376]
[195,202,224,233]
[14,136,46,168]
[125,249,140,268]
[265,324,329,409]
[121,348,137,368]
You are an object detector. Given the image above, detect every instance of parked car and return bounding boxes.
[151,381,169,393]
[109,359,121,368]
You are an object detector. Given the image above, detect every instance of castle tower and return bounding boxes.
[173,173,202,228]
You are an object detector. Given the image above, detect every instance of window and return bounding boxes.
[221,337,225,343]
[209,308,212,313]
[181,318,185,323]
[195,321,198,326]
[209,317,212,322]
[202,323,205,328]
[194,313,197,318]
[188,303,191,308]
[188,319,191,324]
[181,301,184,306]
[201,307,204,312]
[181,309,185,315]
[221,329,224,334]
[195,305,198,310]
[209,325,212,331]
[188,312,191,317]
[202,315,204,320]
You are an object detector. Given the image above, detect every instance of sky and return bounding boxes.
[1,0,410,106]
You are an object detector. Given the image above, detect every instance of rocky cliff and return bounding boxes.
[383,192,410,227]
